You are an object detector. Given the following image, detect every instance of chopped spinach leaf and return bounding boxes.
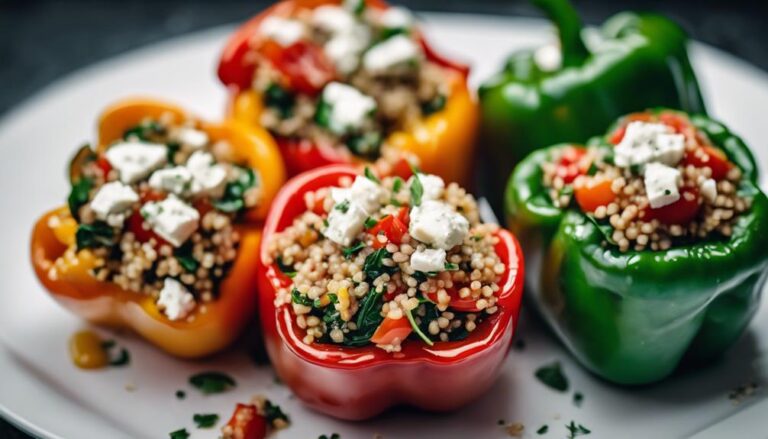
[264,83,295,118]
[169,428,189,439]
[174,244,199,272]
[362,248,397,280]
[276,256,297,278]
[124,121,164,141]
[392,177,404,192]
[189,371,236,394]
[314,100,333,128]
[344,0,364,15]
[409,173,424,207]
[213,166,257,213]
[291,288,314,307]
[405,307,434,346]
[347,132,382,158]
[585,215,617,245]
[566,421,591,438]
[68,144,96,185]
[364,166,380,184]
[421,94,446,115]
[342,291,384,346]
[264,399,290,425]
[318,434,341,439]
[586,162,599,176]
[537,425,549,435]
[193,413,219,428]
[166,141,180,163]
[75,222,114,250]
[108,348,130,367]
[342,242,365,259]
[68,177,93,220]
[364,217,379,229]
[535,361,569,392]
[444,262,459,271]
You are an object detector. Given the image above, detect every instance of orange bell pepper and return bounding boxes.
[28,98,285,358]
[98,98,286,221]
[218,0,478,186]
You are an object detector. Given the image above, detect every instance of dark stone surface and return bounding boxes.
[0,0,765,437]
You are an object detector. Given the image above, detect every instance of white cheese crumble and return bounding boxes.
[324,27,371,74]
[363,34,421,73]
[105,141,167,184]
[141,196,200,247]
[324,201,368,246]
[533,43,562,72]
[378,6,414,30]
[90,181,139,221]
[644,163,682,209]
[321,82,376,135]
[312,5,356,35]
[410,173,444,201]
[700,178,718,203]
[157,278,196,321]
[186,151,228,198]
[148,166,193,196]
[260,16,306,47]
[410,247,446,273]
[173,127,209,150]
[614,121,686,168]
[409,200,469,250]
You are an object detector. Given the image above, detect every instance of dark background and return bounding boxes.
[0,0,766,437]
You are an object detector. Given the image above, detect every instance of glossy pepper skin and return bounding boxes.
[217,0,478,186]
[479,0,705,207]
[505,110,768,385]
[29,99,286,358]
[257,165,525,420]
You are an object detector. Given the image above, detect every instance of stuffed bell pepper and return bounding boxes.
[506,109,768,384]
[480,0,705,207]
[30,98,286,358]
[257,165,524,419]
[218,0,478,185]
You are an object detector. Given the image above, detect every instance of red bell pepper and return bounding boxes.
[256,165,525,420]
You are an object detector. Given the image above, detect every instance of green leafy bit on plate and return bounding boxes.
[189,371,236,394]
[318,434,341,439]
[566,421,591,438]
[392,177,404,193]
[193,413,219,428]
[535,361,569,392]
[264,399,290,427]
[573,391,584,407]
[537,425,549,435]
[175,390,186,399]
[169,428,189,439]
[335,199,351,213]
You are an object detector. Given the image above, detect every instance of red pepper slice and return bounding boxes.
[370,316,412,345]
[642,187,701,225]
[425,286,483,312]
[257,165,524,420]
[368,207,409,248]
[223,403,267,439]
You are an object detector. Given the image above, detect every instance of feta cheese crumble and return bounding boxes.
[378,6,414,30]
[410,173,444,201]
[614,121,686,168]
[410,247,446,273]
[105,141,167,184]
[141,196,200,247]
[186,151,228,198]
[324,27,371,74]
[701,178,718,203]
[260,16,306,47]
[644,163,682,209]
[321,82,377,135]
[409,200,469,249]
[148,166,193,196]
[157,278,196,321]
[324,201,368,246]
[312,5,356,35]
[90,181,139,221]
[363,34,421,73]
[173,127,209,150]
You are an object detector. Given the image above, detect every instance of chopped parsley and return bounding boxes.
[392,177,404,192]
[193,413,219,428]
[347,132,382,158]
[189,371,236,394]
[537,425,549,435]
[314,100,333,128]
[444,262,459,271]
[409,173,424,207]
[264,399,290,426]
[291,288,314,307]
[264,83,295,118]
[335,199,351,213]
[124,121,165,141]
[175,244,199,272]
[75,221,114,250]
[169,428,189,439]
[566,421,591,438]
[364,166,380,184]
[535,361,569,392]
[586,162,599,176]
[573,391,584,407]
[364,217,379,229]
[213,166,257,213]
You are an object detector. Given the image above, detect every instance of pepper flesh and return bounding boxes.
[218,0,478,186]
[480,0,705,208]
[257,165,524,419]
[505,110,768,384]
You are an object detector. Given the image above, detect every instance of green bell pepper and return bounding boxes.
[505,110,768,385]
[480,0,706,209]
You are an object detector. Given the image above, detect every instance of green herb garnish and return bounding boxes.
[421,94,446,115]
[108,348,130,366]
[537,425,549,435]
[343,291,384,346]
[342,242,365,259]
[175,390,186,399]
[444,262,459,271]
[175,244,199,272]
[586,162,598,176]
[213,166,257,213]
[335,199,351,213]
[347,132,382,158]
[169,428,189,439]
[264,83,295,118]
[319,434,341,439]
[364,166,380,184]
[291,288,314,307]
[392,177,404,192]
[68,177,93,221]
[264,399,290,426]
[405,307,434,346]
[566,421,591,438]
[124,121,165,141]
[364,217,379,229]
[362,248,397,280]
[188,371,236,394]
[276,256,297,278]
[193,413,219,428]
[409,173,424,207]
[314,100,332,128]
[573,392,584,407]
[535,361,569,392]
[75,222,114,250]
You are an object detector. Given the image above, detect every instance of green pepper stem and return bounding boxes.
[531,0,590,67]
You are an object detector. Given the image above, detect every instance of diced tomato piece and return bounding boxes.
[390,158,414,181]
[683,145,732,181]
[96,156,112,177]
[396,206,409,225]
[642,188,701,225]
[425,287,481,312]
[224,403,267,439]
[370,317,412,345]
[574,177,616,212]
[368,211,408,249]
[554,146,589,184]
[127,210,162,244]
[259,40,335,95]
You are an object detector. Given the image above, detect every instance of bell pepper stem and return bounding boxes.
[531,0,590,67]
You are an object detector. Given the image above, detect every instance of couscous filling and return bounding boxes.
[268,169,505,352]
[51,114,262,321]
[251,0,451,168]
[542,111,750,252]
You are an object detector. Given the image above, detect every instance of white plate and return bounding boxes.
[2,13,768,439]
